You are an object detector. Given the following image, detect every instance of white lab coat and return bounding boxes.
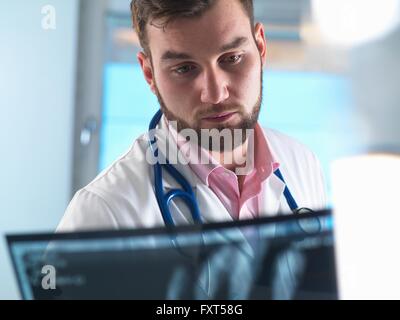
[57,116,327,232]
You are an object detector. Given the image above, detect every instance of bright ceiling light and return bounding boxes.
[312,0,400,46]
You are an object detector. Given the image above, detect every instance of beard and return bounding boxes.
[153,70,263,152]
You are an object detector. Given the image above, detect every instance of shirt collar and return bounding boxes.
[254,123,280,181]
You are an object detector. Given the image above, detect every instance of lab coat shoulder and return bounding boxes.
[264,128,327,211]
[56,188,118,232]
[57,136,163,232]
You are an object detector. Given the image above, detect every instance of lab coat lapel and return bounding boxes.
[195,184,233,223]
[259,172,286,217]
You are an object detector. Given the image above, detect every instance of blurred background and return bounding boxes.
[0,0,399,299]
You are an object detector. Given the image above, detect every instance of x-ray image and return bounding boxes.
[8,211,337,300]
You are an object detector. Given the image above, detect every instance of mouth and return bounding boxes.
[202,111,237,123]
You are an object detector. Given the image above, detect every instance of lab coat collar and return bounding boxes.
[258,172,286,217]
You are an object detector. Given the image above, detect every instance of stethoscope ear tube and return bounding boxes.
[153,161,174,226]
[154,161,202,225]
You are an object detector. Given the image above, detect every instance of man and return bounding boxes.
[57,0,326,232]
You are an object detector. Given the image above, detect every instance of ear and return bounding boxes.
[137,51,157,94]
[254,23,267,67]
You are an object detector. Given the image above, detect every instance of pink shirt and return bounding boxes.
[167,120,280,220]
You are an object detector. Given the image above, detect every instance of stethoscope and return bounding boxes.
[148,109,321,233]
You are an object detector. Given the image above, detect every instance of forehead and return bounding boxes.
[146,0,253,59]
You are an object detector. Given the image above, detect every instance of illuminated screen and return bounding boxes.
[7,210,337,300]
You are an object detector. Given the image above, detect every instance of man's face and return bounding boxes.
[138,0,267,139]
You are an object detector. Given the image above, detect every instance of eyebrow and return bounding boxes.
[161,51,193,61]
[160,36,249,62]
[220,36,249,52]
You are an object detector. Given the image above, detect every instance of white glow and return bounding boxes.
[331,155,400,299]
[312,0,400,46]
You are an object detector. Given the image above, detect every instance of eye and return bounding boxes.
[221,54,243,65]
[173,64,196,75]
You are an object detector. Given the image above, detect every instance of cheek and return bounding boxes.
[155,71,197,117]
[232,59,261,102]
[157,73,189,104]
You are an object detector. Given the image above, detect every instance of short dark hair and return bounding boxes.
[130,0,255,54]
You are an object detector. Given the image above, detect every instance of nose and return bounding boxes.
[200,68,229,105]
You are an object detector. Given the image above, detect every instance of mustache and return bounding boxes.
[196,104,243,119]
